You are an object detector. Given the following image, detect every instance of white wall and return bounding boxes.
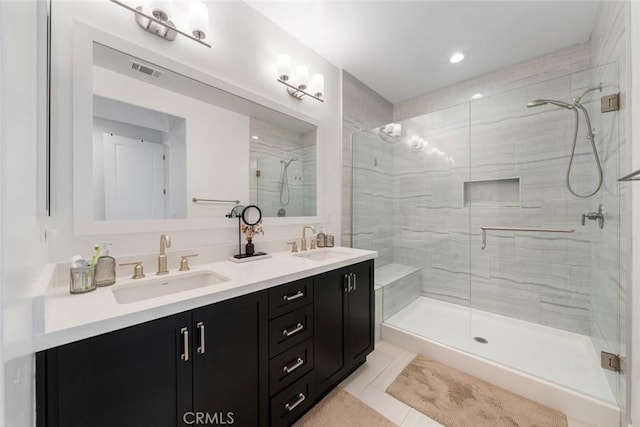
[93,65,249,220]
[0,2,50,427]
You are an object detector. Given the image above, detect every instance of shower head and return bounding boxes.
[527,99,573,109]
[282,157,298,168]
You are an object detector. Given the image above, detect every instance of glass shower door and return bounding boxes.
[468,64,620,404]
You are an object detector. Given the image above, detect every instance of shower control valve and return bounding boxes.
[581,204,605,229]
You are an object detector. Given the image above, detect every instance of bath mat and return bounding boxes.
[293,388,398,427]
[386,355,567,427]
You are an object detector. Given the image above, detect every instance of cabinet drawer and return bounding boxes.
[270,374,314,427]
[269,338,313,396]
[269,277,313,319]
[269,305,314,357]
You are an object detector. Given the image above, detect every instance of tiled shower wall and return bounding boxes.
[352,39,626,340]
[341,71,393,255]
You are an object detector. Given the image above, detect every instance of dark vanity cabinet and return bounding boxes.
[37,291,269,427]
[313,260,374,397]
[37,260,374,427]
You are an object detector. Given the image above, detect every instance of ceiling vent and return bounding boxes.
[130,61,164,79]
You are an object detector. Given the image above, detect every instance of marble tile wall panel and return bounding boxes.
[376,264,422,321]
[342,71,393,247]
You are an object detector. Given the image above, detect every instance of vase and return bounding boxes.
[245,238,255,256]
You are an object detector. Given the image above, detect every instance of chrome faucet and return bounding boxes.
[157,234,171,275]
[301,226,316,251]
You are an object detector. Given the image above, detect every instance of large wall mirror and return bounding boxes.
[73,25,319,234]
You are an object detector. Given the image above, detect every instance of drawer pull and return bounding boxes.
[283,290,304,302]
[344,274,351,292]
[196,322,205,354]
[282,322,304,337]
[180,327,189,362]
[351,273,357,291]
[282,357,304,374]
[284,393,306,412]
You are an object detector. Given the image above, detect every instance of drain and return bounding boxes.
[473,336,488,344]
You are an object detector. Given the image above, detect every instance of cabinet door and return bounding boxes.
[192,291,268,427]
[41,311,192,427]
[313,266,349,396]
[346,261,375,365]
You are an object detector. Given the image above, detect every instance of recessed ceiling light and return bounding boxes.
[449,52,465,64]
[251,135,259,140]
[472,93,483,100]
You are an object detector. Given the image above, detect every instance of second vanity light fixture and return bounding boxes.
[110,0,212,48]
[277,54,325,102]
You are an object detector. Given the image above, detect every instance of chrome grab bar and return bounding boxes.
[481,226,575,249]
[192,197,240,204]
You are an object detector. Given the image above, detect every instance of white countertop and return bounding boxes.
[34,247,377,352]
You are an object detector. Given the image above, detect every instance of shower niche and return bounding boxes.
[463,177,520,207]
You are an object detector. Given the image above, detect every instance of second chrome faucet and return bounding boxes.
[157,234,171,275]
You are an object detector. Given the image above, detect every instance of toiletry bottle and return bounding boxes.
[94,243,116,287]
[317,227,326,248]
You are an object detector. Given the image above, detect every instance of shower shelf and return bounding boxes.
[480,226,575,249]
[618,169,640,181]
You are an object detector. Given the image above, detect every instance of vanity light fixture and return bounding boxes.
[110,0,212,48]
[277,54,324,102]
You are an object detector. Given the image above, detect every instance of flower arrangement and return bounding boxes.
[241,219,264,242]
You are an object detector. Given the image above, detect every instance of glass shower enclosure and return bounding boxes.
[351,63,621,405]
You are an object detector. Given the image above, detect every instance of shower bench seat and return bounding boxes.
[375,263,422,324]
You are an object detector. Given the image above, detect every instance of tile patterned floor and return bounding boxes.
[336,340,598,427]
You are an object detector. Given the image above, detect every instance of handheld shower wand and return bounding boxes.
[527,83,603,198]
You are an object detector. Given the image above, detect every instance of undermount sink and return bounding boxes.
[112,270,230,304]
[293,249,350,261]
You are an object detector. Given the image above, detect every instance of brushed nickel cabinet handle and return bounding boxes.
[282,357,304,374]
[180,327,189,362]
[351,273,357,291]
[196,322,205,354]
[284,393,306,412]
[283,290,304,302]
[282,322,304,337]
[344,274,351,292]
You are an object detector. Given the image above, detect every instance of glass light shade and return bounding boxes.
[310,73,324,98]
[189,0,209,40]
[277,54,291,81]
[294,65,309,90]
[149,0,172,21]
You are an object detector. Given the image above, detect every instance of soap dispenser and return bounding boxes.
[317,227,327,248]
[93,243,116,287]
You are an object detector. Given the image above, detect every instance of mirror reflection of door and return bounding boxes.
[103,134,166,220]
